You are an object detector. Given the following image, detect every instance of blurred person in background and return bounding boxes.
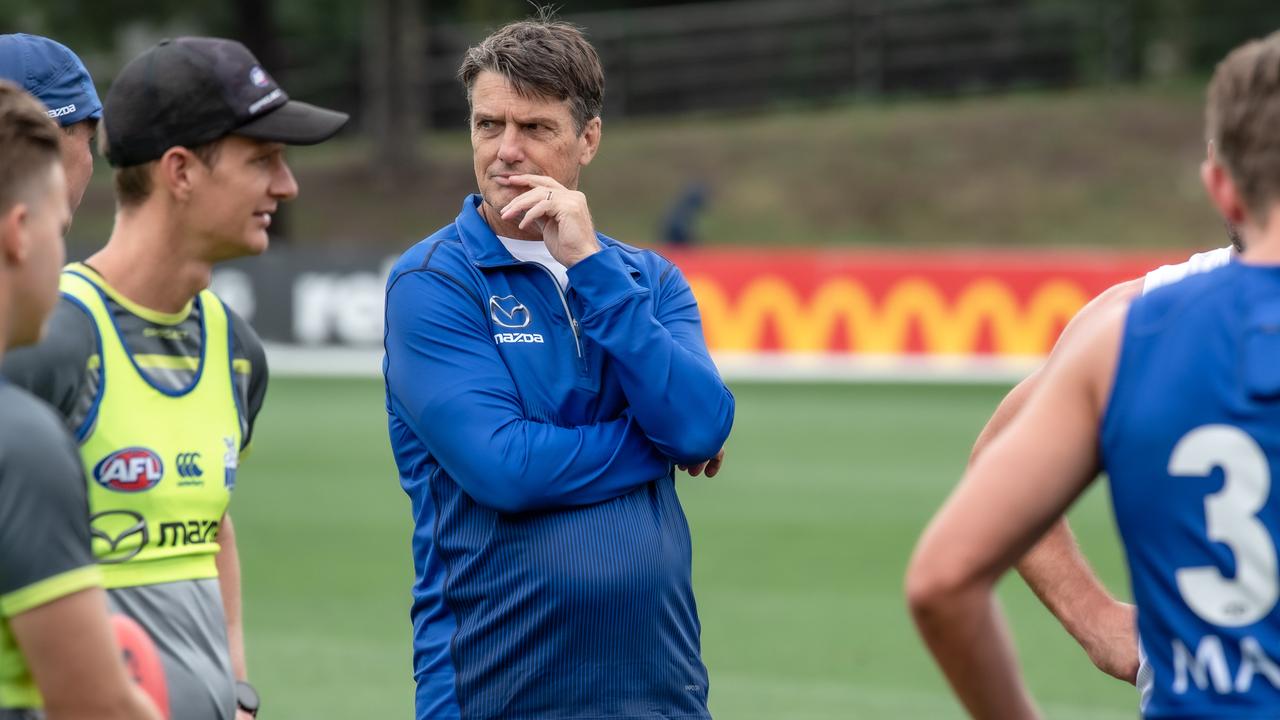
[0,34,102,214]
[383,15,734,720]
[1,37,347,720]
[909,31,1280,719]
[0,80,161,720]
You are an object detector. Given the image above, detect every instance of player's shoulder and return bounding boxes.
[1128,260,1236,335]
[222,301,267,371]
[1141,246,1235,295]
[0,295,98,390]
[1092,276,1146,310]
[388,224,469,286]
[34,294,98,354]
[0,383,76,461]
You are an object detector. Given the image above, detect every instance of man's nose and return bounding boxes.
[271,158,300,201]
[496,123,524,165]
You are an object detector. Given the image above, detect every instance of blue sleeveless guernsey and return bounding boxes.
[1102,260,1280,719]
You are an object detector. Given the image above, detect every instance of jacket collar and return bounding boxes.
[456,194,521,267]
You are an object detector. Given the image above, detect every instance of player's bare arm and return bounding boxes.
[12,587,162,720]
[969,276,1144,683]
[908,295,1129,719]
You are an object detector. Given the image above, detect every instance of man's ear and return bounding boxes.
[156,147,205,203]
[1201,158,1248,228]
[0,204,30,265]
[578,116,602,167]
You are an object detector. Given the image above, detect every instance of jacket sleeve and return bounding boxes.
[384,267,673,514]
[567,248,735,465]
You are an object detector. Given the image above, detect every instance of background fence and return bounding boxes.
[416,0,1106,125]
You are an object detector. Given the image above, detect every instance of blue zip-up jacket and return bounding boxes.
[383,195,735,720]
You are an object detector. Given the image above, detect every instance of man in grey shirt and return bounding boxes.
[0,80,159,720]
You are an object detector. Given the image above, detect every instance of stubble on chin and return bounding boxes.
[480,183,520,217]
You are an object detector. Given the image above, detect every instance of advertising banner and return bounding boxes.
[211,247,1199,379]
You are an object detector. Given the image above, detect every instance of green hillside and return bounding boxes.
[69,84,1227,254]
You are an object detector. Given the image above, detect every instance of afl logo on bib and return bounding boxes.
[94,448,164,492]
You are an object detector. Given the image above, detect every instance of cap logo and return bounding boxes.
[47,103,77,119]
[249,66,270,88]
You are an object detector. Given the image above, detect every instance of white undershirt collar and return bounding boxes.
[498,236,570,291]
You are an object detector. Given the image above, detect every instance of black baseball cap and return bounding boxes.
[104,36,349,168]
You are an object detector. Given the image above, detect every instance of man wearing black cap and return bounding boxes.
[0,33,103,213]
[2,37,348,720]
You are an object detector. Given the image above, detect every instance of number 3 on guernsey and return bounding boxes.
[1170,425,1280,627]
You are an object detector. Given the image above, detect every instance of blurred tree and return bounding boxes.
[231,0,294,241]
[1137,0,1193,79]
[364,0,427,182]
[1183,0,1280,70]
[232,0,284,74]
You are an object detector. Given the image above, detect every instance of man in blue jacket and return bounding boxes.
[382,17,735,720]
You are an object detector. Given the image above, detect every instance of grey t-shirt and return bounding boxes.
[0,383,95,599]
[108,579,236,720]
[0,383,97,715]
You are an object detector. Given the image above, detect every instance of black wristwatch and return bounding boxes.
[236,680,260,717]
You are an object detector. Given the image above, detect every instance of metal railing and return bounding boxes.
[415,0,1123,126]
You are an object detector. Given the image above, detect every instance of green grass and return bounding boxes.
[232,379,1136,719]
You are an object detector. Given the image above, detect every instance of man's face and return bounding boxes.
[185,135,298,261]
[470,71,599,216]
[9,162,69,347]
[59,119,95,213]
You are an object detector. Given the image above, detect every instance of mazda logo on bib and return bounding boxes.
[90,509,149,563]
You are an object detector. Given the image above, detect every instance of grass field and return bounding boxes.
[233,378,1138,719]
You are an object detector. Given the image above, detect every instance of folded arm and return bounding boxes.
[568,249,734,464]
[385,268,673,514]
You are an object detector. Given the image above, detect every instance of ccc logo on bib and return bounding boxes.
[93,447,164,493]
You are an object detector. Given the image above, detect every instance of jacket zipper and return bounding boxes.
[516,262,587,371]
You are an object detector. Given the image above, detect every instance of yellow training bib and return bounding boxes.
[60,267,242,589]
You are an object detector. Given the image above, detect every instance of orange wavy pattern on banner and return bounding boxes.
[686,275,1091,355]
